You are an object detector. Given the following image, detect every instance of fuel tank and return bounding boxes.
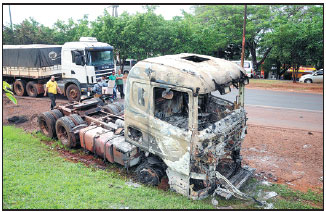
[79,126,140,167]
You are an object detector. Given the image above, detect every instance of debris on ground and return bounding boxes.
[263,202,274,209]
[211,198,218,208]
[319,176,323,182]
[261,181,272,186]
[218,206,233,209]
[125,180,141,188]
[308,131,313,135]
[8,115,28,124]
[263,191,278,200]
[303,144,311,149]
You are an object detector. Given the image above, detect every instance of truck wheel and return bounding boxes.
[26,81,38,97]
[55,116,77,148]
[49,109,63,120]
[38,111,56,138]
[103,104,120,115]
[68,114,85,125]
[136,162,162,186]
[14,80,26,96]
[112,102,124,112]
[66,84,81,102]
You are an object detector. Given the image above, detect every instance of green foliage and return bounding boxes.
[3,81,17,104]
[2,5,323,73]
[263,5,323,78]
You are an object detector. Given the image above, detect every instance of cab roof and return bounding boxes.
[128,53,247,94]
[62,41,113,50]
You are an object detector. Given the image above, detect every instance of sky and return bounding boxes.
[2,5,193,27]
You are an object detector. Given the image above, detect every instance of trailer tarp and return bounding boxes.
[3,46,62,68]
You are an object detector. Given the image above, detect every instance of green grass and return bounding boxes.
[253,180,323,209]
[3,126,215,209]
[3,125,323,209]
[249,79,289,84]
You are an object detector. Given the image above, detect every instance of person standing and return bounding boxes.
[109,71,117,100]
[116,69,124,99]
[44,76,62,110]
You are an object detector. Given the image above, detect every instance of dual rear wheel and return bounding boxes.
[38,111,85,148]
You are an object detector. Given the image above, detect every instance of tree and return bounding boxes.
[263,5,323,81]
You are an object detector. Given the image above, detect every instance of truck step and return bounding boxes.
[218,166,255,199]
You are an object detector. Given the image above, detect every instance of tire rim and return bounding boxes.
[40,119,49,135]
[139,168,159,186]
[57,125,69,145]
[28,85,36,95]
[69,89,77,99]
[16,84,23,94]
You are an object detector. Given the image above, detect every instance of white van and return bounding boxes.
[116,59,137,74]
[234,60,254,78]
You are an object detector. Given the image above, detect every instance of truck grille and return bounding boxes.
[95,69,114,81]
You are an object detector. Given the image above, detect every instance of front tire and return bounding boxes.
[304,79,312,83]
[66,84,81,102]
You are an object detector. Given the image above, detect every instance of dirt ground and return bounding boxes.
[2,94,323,193]
[247,80,323,94]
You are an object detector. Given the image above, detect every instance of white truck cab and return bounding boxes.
[60,37,115,100]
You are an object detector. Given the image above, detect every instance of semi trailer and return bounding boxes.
[38,53,255,201]
[3,37,115,101]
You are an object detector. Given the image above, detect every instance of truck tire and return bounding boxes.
[112,102,124,112]
[26,81,38,97]
[38,111,56,138]
[66,84,81,102]
[135,161,162,186]
[55,116,77,148]
[14,80,26,96]
[68,114,85,125]
[103,104,120,115]
[49,109,63,120]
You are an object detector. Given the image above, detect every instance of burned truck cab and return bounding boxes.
[125,53,253,200]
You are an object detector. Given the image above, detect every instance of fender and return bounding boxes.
[57,78,81,96]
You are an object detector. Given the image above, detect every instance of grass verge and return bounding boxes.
[3,126,215,209]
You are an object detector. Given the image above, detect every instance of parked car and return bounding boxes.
[234,60,255,78]
[116,59,137,74]
[299,69,323,83]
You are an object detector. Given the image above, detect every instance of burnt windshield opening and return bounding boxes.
[198,93,234,131]
[182,55,210,63]
[154,87,189,130]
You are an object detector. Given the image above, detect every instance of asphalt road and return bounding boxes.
[212,88,323,112]
[212,88,323,132]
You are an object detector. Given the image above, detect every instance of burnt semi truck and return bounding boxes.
[38,53,254,200]
[3,37,115,101]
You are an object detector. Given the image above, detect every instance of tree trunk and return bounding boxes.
[247,40,272,74]
[292,65,300,83]
[118,52,124,74]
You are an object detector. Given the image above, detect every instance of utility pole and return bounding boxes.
[239,5,247,107]
[9,5,13,31]
[111,5,119,17]
[240,5,247,68]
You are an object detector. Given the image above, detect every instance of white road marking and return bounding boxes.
[245,104,323,113]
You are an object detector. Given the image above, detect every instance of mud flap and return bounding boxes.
[214,165,260,204]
